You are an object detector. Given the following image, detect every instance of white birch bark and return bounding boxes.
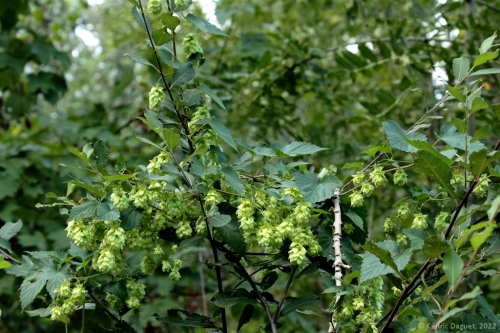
[328,188,351,333]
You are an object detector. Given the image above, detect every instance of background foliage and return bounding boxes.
[1,0,500,332]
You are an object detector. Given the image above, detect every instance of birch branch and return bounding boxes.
[328,188,351,333]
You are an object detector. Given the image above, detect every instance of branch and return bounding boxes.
[274,265,297,321]
[88,291,119,322]
[136,0,194,153]
[0,249,21,265]
[329,188,351,333]
[218,245,277,333]
[199,196,228,333]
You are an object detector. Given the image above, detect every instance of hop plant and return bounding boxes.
[397,202,411,219]
[175,0,189,8]
[293,201,311,225]
[343,223,354,234]
[71,284,87,304]
[102,226,126,250]
[182,33,203,58]
[392,286,402,297]
[147,0,163,16]
[169,259,182,282]
[188,105,211,132]
[396,233,408,246]
[149,84,165,110]
[50,306,64,321]
[65,219,93,249]
[393,168,407,186]
[383,217,394,232]
[473,174,490,198]
[349,191,364,207]
[141,253,157,275]
[352,171,364,186]
[288,241,307,267]
[95,249,122,275]
[361,182,374,197]
[412,213,428,230]
[370,166,387,187]
[237,199,255,231]
[110,187,129,211]
[277,217,294,238]
[129,184,150,210]
[55,281,71,298]
[434,211,449,232]
[176,220,193,239]
[205,189,223,206]
[162,260,172,272]
[106,293,123,311]
[126,280,146,309]
[450,170,466,187]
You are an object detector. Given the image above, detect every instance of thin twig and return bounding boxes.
[0,249,21,265]
[274,266,298,321]
[429,249,478,333]
[89,291,119,322]
[218,245,277,333]
[136,0,194,153]
[198,251,208,316]
[329,188,352,332]
[199,196,228,333]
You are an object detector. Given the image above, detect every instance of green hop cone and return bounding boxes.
[182,33,203,58]
[149,84,165,110]
[361,182,374,197]
[434,211,449,232]
[473,174,490,198]
[396,233,408,246]
[352,171,364,186]
[343,223,354,234]
[397,202,411,219]
[147,0,163,16]
[349,191,364,207]
[450,170,466,187]
[393,168,407,186]
[370,166,387,187]
[383,217,393,232]
[175,0,189,8]
[412,213,428,230]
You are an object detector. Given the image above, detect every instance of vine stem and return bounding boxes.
[136,0,194,152]
[0,249,21,265]
[328,188,351,333]
[215,244,277,333]
[89,291,119,322]
[274,266,298,321]
[199,197,228,333]
[135,1,226,331]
